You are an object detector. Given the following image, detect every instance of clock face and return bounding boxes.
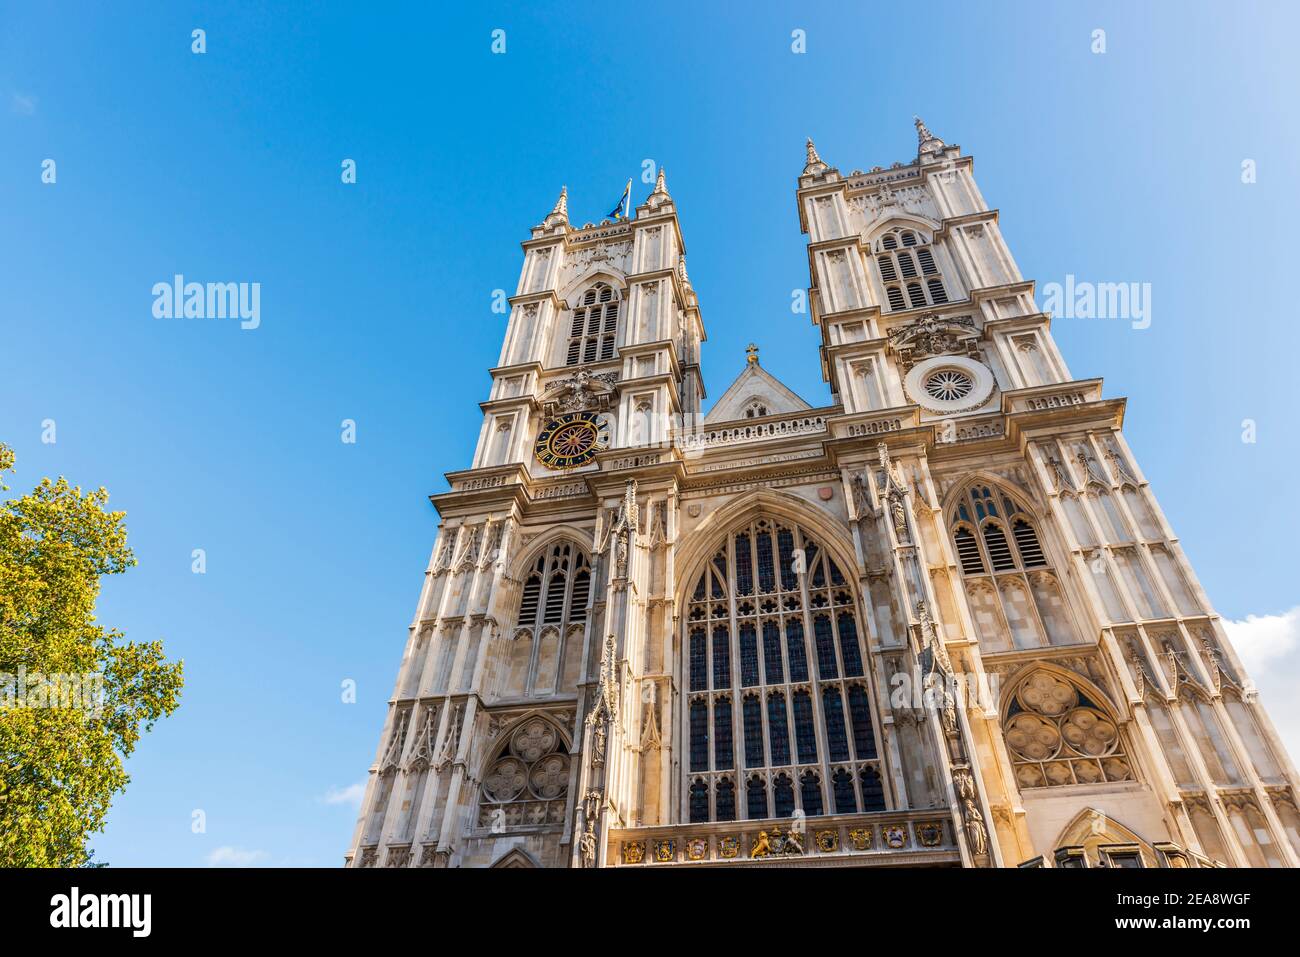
[534,412,609,470]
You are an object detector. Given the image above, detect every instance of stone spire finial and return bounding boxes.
[746,343,759,365]
[677,254,691,288]
[541,185,569,227]
[803,137,828,175]
[644,166,672,212]
[914,116,946,159]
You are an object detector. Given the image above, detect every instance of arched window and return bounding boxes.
[746,775,767,819]
[477,717,570,829]
[832,768,856,813]
[682,515,886,823]
[506,542,590,697]
[949,483,1075,651]
[715,776,736,821]
[800,770,824,816]
[689,778,709,822]
[566,282,621,366]
[743,400,769,419]
[1002,669,1133,790]
[873,227,949,312]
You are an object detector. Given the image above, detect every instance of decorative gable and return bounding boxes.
[703,347,813,424]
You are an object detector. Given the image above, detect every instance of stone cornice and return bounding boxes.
[968,279,1035,306]
[488,360,543,380]
[983,312,1054,335]
[507,289,565,310]
[934,208,1000,241]
[478,395,539,416]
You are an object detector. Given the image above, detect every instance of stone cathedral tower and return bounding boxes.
[345,123,1299,869]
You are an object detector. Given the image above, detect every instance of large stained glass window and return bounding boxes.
[682,515,888,823]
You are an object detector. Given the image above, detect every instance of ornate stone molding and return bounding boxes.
[887,313,980,373]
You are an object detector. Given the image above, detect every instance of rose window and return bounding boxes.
[1003,670,1133,789]
[478,718,570,828]
[923,368,974,402]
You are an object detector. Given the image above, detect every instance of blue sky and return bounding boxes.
[2,2,1298,866]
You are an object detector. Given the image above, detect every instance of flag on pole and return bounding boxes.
[607,179,631,221]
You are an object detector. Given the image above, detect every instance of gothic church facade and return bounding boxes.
[345,121,1299,869]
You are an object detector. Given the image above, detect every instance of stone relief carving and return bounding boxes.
[887,313,980,372]
[610,480,639,579]
[564,239,632,278]
[877,442,911,543]
[850,183,939,222]
[541,369,618,414]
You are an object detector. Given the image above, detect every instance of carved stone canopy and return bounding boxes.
[541,370,618,415]
[887,313,980,372]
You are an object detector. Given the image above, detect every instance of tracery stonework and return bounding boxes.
[345,124,1299,870]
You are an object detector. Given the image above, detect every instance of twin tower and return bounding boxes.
[345,120,1298,869]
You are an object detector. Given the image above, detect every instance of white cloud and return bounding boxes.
[205,846,270,868]
[1224,607,1300,673]
[10,92,36,116]
[320,779,367,808]
[1224,606,1300,765]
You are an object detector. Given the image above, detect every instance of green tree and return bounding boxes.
[0,443,183,866]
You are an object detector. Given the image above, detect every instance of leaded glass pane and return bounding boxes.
[711,625,731,688]
[714,697,734,770]
[715,777,736,821]
[690,700,708,772]
[739,622,759,687]
[689,628,706,691]
[743,695,764,768]
[786,619,809,682]
[823,687,850,762]
[767,692,790,766]
[837,612,864,677]
[800,771,824,816]
[793,690,817,763]
[814,614,838,679]
[762,620,784,684]
[848,684,878,760]
[746,775,768,820]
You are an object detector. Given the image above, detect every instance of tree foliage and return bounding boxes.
[0,443,183,866]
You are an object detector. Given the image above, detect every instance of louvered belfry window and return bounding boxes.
[684,515,887,823]
[509,542,591,697]
[948,483,1076,652]
[874,228,949,311]
[565,283,620,365]
[951,485,1049,576]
